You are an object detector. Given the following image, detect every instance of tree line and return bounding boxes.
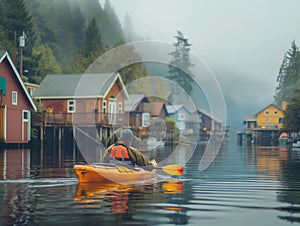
[0,0,195,108]
[275,40,300,132]
[0,0,147,84]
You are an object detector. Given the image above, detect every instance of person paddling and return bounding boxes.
[102,129,157,167]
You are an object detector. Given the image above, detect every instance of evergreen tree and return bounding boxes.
[101,0,124,45]
[283,95,300,132]
[123,13,141,42]
[275,40,300,105]
[74,17,104,73]
[85,42,149,85]
[168,31,194,100]
[0,0,35,74]
[31,44,62,83]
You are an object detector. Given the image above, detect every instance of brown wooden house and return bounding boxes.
[33,73,129,126]
[124,94,151,127]
[0,51,37,144]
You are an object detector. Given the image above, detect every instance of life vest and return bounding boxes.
[109,144,132,165]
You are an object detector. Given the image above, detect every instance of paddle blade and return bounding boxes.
[162,164,184,176]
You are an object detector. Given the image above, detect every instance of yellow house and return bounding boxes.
[24,82,39,96]
[256,104,284,129]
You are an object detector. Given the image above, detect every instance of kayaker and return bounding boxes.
[102,129,157,167]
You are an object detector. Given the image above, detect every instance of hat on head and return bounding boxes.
[120,129,133,142]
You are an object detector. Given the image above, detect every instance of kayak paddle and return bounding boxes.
[160,164,184,176]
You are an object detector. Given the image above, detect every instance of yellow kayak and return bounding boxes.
[73,163,156,183]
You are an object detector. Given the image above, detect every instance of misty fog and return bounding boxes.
[106,0,300,130]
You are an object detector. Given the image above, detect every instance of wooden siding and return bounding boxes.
[0,57,32,143]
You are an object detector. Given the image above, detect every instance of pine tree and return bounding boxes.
[31,44,62,83]
[168,31,194,100]
[275,40,300,105]
[1,0,35,74]
[101,0,124,45]
[74,17,104,73]
[283,94,300,132]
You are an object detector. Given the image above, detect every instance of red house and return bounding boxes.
[33,73,129,126]
[0,51,36,144]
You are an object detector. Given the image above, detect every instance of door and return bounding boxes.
[22,110,30,142]
[0,105,5,141]
[108,101,116,125]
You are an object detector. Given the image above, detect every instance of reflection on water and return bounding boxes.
[2,139,300,225]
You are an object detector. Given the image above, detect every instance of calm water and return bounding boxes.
[1,136,300,226]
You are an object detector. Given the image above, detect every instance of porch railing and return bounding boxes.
[39,112,144,128]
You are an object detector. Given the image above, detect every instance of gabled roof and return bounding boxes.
[196,108,223,123]
[166,105,192,114]
[124,94,148,112]
[150,101,167,116]
[33,73,129,99]
[255,103,282,116]
[0,51,37,111]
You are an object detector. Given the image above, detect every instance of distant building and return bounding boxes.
[255,104,284,129]
[0,51,36,144]
[166,105,193,134]
[241,103,284,146]
[24,82,39,96]
[244,103,284,130]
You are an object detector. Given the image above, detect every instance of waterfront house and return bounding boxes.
[0,51,37,144]
[166,105,194,134]
[24,82,39,96]
[124,94,151,128]
[33,73,129,126]
[195,108,223,141]
[196,108,223,131]
[243,103,284,130]
[241,103,284,146]
[255,104,284,129]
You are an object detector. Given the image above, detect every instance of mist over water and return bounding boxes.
[108,0,300,130]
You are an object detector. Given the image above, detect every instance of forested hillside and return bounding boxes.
[275,40,300,132]
[0,0,146,84]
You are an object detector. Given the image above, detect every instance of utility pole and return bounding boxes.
[14,31,17,65]
[19,31,26,78]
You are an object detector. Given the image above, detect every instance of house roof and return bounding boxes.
[124,94,147,112]
[166,105,192,114]
[244,115,256,122]
[166,104,202,122]
[0,51,37,111]
[255,103,282,116]
[150,102,166,116]
[33,73,129,99]
[196,108,223,123]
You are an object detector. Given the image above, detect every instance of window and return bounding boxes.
[118,102,122,114]
[274,110,278,115]
[27,88,33,96]
[178,113,185,120]
[265,110,269,114]
[102,100,107,114]
[142,113,150,127]
[67,100,76,113]
[23,110,29,121]
[12,91,17,105]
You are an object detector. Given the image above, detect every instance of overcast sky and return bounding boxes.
[105,0,300,130]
